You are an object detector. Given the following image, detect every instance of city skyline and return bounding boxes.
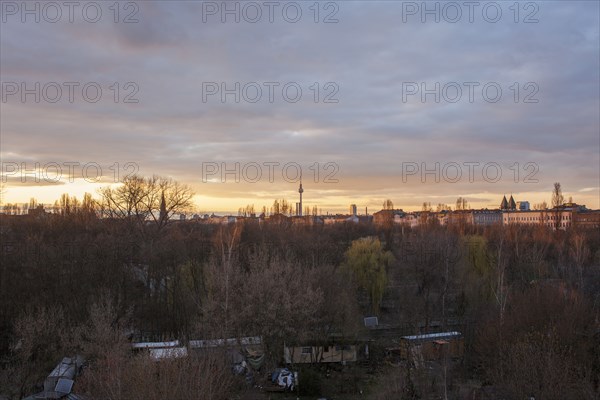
[0,177,593,216]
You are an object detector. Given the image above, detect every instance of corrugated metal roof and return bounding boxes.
[189,336,262,349]
[55,378,74,395]
[401,331,461,341]
[131,340,180,349]
[48,358,76,378]
[149,347,188,360]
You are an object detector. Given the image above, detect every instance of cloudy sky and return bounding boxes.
[1,1,599,213]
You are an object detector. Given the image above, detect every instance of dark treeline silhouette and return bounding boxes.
[1,187,599,399]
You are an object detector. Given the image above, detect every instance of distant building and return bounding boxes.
[397,212,419,228]
[445,209,502,226]
[357,215,373,224]
[503,209,572,229]
[27,204,47,217]
[284,343,358,364]
[500,195,517,211]
[572,209,600,229]
[189,336,264,369]
[472,209,503,225]
[501,201,593,230]
[322,214,357,224]
[397,332,463,363]
[367,196,595,231]
[268,213,292,226]
[23,356,85,400]
[291,215,324,226]
[350,204,357,216]
[373,209,404,225]
[346,214,359,223]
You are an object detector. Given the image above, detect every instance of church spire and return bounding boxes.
[159,191,167,224]
[508,195,516,210]
[500,195,508,210]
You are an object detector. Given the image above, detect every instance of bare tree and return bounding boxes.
[237,204,255,217]
[77,295,132,400]
[203,223,242,337]
[97,175,147,219]
[0,181,6,207]
[551,182,565,230]
[201,248,330,365]
[570,231,590,288]
[476,285,597,400]
[98,175,193,232]
[9,307,75,399]
[488,236,509,322]
[439,233,460,330]
[455,197,468,211]
[436,203,450,212]
[552,182,564,209]
[78,296,233,400]
[383,199,394,210]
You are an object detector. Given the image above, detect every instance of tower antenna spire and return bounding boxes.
[296,174,304,217]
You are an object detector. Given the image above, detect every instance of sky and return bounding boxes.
[1,0,599,213]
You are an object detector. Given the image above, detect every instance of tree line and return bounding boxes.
[0,176,598,399]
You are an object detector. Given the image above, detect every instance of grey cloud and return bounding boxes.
[1,1,598,209]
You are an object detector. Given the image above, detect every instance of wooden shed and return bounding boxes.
[398,331,463,362]
[284,343,358,364]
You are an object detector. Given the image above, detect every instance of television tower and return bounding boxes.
[298,179,304,216]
